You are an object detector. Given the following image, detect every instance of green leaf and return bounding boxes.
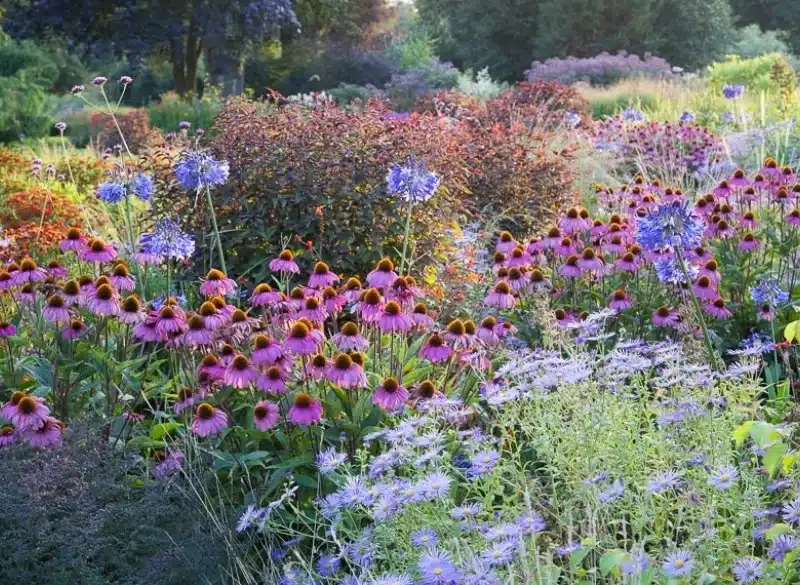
[569,546,591,568]
[125,436,166,451]
[765,523,794,540]
[599,549,626,576]
[784,320,799,342]
[732,421,754,447]
[764,442,788,477]
[150,422,183,441]
[783,453,800,474]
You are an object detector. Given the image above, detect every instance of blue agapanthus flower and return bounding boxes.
[130,172,154,201]
[750,278,789,306]
[97,180,127,203]
[723,83,745,99]
[138,217,196,261]
[722,111,736,125]
[621,108,645,123]
[636,200,705,252]
[654,258,699,285]
[564,110,582,128]
[174,151,230,190]
[679,111,696,124]
[386,156,440,203]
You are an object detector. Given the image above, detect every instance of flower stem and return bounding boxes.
[399,200,414,276]
[204,185,227,274]
[676,251,720,370]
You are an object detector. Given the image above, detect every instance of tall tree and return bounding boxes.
[729,0,800,54]
[3,0,299,95]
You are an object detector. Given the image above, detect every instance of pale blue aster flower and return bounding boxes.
[732,557,764,583]
[316,447,348,475]
[662,550,694,578]
[411,528,439,548]
[647,470,683,494]
[316,555,341,576]
[782,497,800,525]
[599,478,625,503]
[417,548,460,585]
[481,539,517,566]
[769,534,799,561]
[708,465,739,490]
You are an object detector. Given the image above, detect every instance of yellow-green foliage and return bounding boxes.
[707,53,793,93]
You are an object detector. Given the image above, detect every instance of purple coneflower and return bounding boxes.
[153,449,184,479]
[609,289,632,310]
[0,424,16,448]
[373,377,409,412]
[308,261,339,289]
[269,249,301,273]
[199,354,226,380]
[43,294,71,323]
[254,401,280,431]
[299,296,329,324]
[328,353,367,388]
[195,301,224,330]
[485,281,515,309]
[367,258,398,289]
[378,301,413,333]
[560,254,582,278]
[15,283,37,303]
[495,231,517,254]
[251,335,282,365]
[12,258,47,285]
[331,322,369,350]
[342,277,362,302]
[191,403,228,437]
[738,233,760,251]
[411,303,435,329]
[420,333,452,363]
[305,354,329,380]
[0,321,16,338]
[81,238,117,263]
[184,315,213,347]
[60,227,87,252]
[285,321,318,355]
[133,318,160,342]
[359,288,384,323]
[444,319,471,350]
[22,416,62,448]
[652,306,680,328]
[692,275,718,300]
[199,268,237,297]
[322,286,347,313]
[704,297,732,319]
[46,260,68,279]
[174,388,199,414]
[12,395,50,430]
[225,355,256,389]
[61,318,87,339]
[250,283,281,306]
[89,284,120,317]
[155,305,186,336]
[109,262,136,291]
[256,366,288,394]
[288,393,323,426]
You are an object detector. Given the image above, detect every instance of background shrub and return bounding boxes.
[383,57,460,110]
[146,92,223,134]
[707,52,796,93]
[526,51,674,86]
[0,421,223,585]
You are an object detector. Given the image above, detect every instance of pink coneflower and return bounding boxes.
[527,236,544,255]
[253,401,280,430]
[507,247,529,268]
[284,321,318,355]
[760,157,781,177]
[609,289,632,310]
[0,270,12,291]
[108,263,136,291]
[269,249,300,273]
[199,268,237,297]
[378,300,413,333]
[591,220,608,238]
[372,377,409,412]
[555,237,578,257]
[77,275,96,301]
[711,219,734,239]
[287,286,307,310]
[250,283,281,306]
[12,395,50,430]
[81,238,117,263]
[1,391,26,420]
[12,258,47,285]
[0,321,16,337]
[23,416,62,448]
[342,277,363,302]
[614,252,639,273]
[288,393,322,426]
[553,308,575,328]
[560,255,582,278]
[327,353,367,388]
[492,252,507,273]
[444,319,471,350]
[738,232,760,251]
[89,284,120,317]
[133,247,162,266]
[0,424,16,448]
[774,186,793,207]
[358,288,384,323]
[781,166,797,184]
[194,301,224,330]
[367,258,399,289]
[528,270,551,292]
[692,275,718,300]
[577,248,604,273]
[477,316,500,346]
[506,268,528,292]
[225,355,256,388]
[752,173,768,189]
[410,303,435,329]
[191,403,228,437]
[758,303,776,321]
[322,286,347,313]
[331,322,369,350]
[688,246,712,265]
[199,354,226,381]
[420,333,452,363]
[219,343,237,366]
[741,186,759,203]
[496,231,518,253]
[60,318,87,340]
[305,354,329,380]
[43,294,71,324]
[251,335,282,365]
[652,306,681,328]
[713,180,732,198]
[122,411,144,423]
[739,211,758,230]
[256,366,288,393]
[46,260,68,279]
[694,197,713,216]
[229,309,257,338]
[155,305,186,336]
[118,295,145,324]
[299,296,329,324]
[485,281,515,309]
[184,315,214,347]
[728,168,750,188]
[604,234,627,254]
[386,277,413,305]
[60,227,87,252]
[704,297,732,319]
[788,208,800,227]
[559,207,589,234]
[174,388,199,414]
[308,261,339,289]
[700,259,722,284]
[153,449,184,479]
[15,283,37,303]
[60,279,80,305]
[133,318,160,342]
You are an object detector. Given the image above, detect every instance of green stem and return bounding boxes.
[204,186,227,274]
[676,251,720,370]
[399,200,414,276]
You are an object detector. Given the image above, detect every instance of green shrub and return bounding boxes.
[0,76,56,142]
[147,92,223,134]
[732,24,797,64]
[707,53,794,92]
[456,68,509,100]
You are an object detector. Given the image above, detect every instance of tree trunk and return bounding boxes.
[205,44,245,96]
[170,32,201,96]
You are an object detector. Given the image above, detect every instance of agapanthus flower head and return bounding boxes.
[621,108,645,122]
[174,151,230,190]
[130,172,154,200]
[139,217,195,261]
[723,83,745,99]
[386,156,440,203]
[289,392,323,426]
[97,180,127,203]
[679,111,696,124]
[750,278,789,307]
[636,200,704,252]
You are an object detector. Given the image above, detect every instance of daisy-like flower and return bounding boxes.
[173,388,199,414]
[269,250,300,273]
[367,258,399,290]
[738,233,760,251]
[732,558,764,583]
[662,550,694,578]
[417,547,459,585]
[60,227,87,252]
[692,275,718,300]
[43,294,71,324]
[420,333,452,363]
[288,392,323,426]
[322,286,347,313]
[81,238,118,263]
[411,528,439,548]
[0,424,16,448]
[61,318,87,339]
[708,465,739,490]
[0,321,17,338]
[343,276,363,302]
[256,366,287,394]
[174,151,230,190]
[373,377,410,412]
[516,512,546,534]
[249,335,280,365]
[109,262,136,291]
[45,260,68,279]
[191,403,228,437]
[153,449,184,479]
[482,539,517,567]
[22,416,62,448]
[199,269,237,297]
[199,354,226,381]
[768,534,798,561]
[299,296,328,324]
[647,470,683,493]
[88,284,120,317]
[469,449,500,477]
[284,321,318,355]
[308,261,339,289]
[183,315,213,347]
[560,255,582,278]
[225,355,256,389]
[411,303,435,329]
[378,301,413,333]
[250,283,281,307]
[253,401,280,431]
[485,281,515,309]
[328,353,367,389]
[781,497,800,525]
[316,446,348,475]
[609,289,632,310]
[305,354,329,381]
[12,258,47,285]
[332,321,369,351]
[652,306,680,328]
[155,305,186,337]
[704,297,732,319]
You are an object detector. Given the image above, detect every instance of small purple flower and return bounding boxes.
[769,534,799,561]
[417,548,460,585]
[647,470,683,494]
[622,551,649,576]
[92,76,107,86]
[469,449,500,477]
[599,478,625,503]
[782,497,800,525]
[97,180,127,203]
[732,557,764,583]
[386,156,440,204]
[482,539,517,566]
[723,84,745,99]
[708,465,739,490]
[663,550,694,578]
[555,541,582,557]
[130,173,154,201]
[316,446,347,475]
[315,554,341,576]
[516,512,546,534]
[174,151,230,190]
[411,528,439,548]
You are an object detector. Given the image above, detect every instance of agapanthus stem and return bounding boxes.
[399,200,414,276]
[676,251,720,370]
[204,185,227,274]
